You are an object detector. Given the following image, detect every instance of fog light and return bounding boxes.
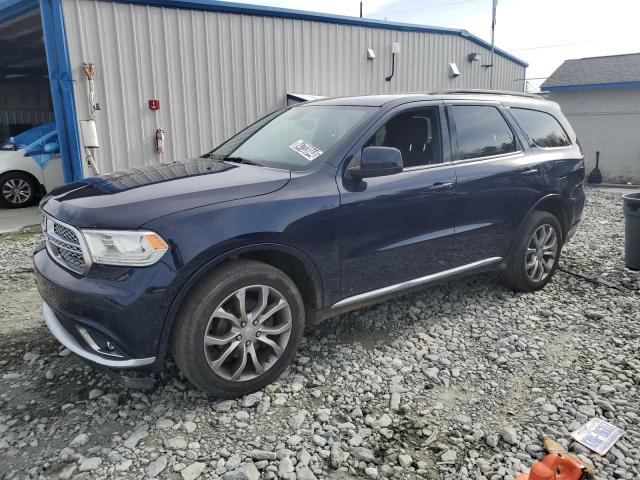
[77,326,124,358]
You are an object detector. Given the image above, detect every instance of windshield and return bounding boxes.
[210,105,375,170]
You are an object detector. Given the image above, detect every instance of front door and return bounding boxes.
[336,103,458,300]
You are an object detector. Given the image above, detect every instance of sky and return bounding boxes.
[240,0,640,90]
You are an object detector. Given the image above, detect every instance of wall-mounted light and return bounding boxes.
[367,48,376,60]
[385,42,400,81]
[467,52,481,62]
[449,62,461,78]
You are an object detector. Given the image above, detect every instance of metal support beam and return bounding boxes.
[39,0,83,182]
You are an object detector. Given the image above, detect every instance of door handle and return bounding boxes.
[430,181,454,191]
[522,168,539,176]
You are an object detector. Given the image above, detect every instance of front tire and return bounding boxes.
[502,211,562,292]
[172,260,305,398]
[0,172,39,208]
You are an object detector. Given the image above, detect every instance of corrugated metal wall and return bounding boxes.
[61,0,526,174]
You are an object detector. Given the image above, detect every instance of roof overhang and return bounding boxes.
[105,0,528,68]
[543,81,640,93]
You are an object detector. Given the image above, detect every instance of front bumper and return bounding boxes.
[42,302,155,368]
[33,241,177,370]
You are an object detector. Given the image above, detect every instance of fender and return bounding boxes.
[509,193,569,258]
[153,242,324,368]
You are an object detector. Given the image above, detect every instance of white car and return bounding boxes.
[0,124,65,208]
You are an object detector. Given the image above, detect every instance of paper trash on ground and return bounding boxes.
[571,418,625,455]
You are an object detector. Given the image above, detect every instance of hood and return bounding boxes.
[41,158,291,229]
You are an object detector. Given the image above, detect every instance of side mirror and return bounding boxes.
[348,146,403,180]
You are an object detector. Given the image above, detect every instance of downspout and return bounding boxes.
[81,63,100,175]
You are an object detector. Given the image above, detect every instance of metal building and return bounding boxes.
[0,0,528,183]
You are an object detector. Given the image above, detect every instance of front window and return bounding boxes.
[363,107,442,168]
[210,105,375,170]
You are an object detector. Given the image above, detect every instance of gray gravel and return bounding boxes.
[0,188,639,480]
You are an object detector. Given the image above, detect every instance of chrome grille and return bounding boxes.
[53,223,80,244]
[42,213,88,274]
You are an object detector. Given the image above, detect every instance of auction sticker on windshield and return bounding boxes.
[289,139,323,161]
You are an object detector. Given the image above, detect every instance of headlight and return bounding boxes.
[81,229,169,267]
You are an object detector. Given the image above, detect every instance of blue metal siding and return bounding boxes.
[40,0,84,182]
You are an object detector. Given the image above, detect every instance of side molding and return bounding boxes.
[332,257,502,309]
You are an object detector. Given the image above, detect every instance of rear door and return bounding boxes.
[446,102,542,265]
[336,102,458,300]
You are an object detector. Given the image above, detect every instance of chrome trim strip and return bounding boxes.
[76,326,125,359]
[451,150,523,165]
[42,303,156,368]
[331,257,503,310]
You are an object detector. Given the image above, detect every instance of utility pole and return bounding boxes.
[490,0,497,89]
[360,1,363,18]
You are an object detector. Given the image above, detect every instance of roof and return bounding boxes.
[107,0,528,67]
[542,53,640,92]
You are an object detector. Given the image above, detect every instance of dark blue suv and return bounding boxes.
[34,90,585,397]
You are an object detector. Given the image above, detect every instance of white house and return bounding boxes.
[542,53,640,183]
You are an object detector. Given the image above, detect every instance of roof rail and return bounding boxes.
[429,89,542,99]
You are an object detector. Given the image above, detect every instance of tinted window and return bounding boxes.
[364,107,442,167]
[512,108,571,148]
[452,105,516,160]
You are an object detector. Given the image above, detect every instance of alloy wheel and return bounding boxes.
[2,178,31,205]
[525,224,557,283]
[203,285,292,382]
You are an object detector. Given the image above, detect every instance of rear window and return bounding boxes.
[451,105,517,160]
[511,108,571,148]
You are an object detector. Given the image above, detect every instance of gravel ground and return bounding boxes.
[0,188,639,480]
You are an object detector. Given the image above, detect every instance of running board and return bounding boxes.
[331,257,503,310]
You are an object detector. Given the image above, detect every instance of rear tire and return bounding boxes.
[0,172,39,208]
[172,259,305,398]
[502,211,562,292]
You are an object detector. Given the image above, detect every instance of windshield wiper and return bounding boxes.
[209,153,263,167]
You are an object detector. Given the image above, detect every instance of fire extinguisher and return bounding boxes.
[155,129,165,154]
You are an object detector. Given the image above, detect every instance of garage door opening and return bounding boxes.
[0,8,53,140]
[0,0,82,208]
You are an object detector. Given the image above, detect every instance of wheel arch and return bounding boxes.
[530,194,570,242]
[155,243,324,366]
[0,169,43,187]
[510,194,569,259]
[0,169,45,202]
